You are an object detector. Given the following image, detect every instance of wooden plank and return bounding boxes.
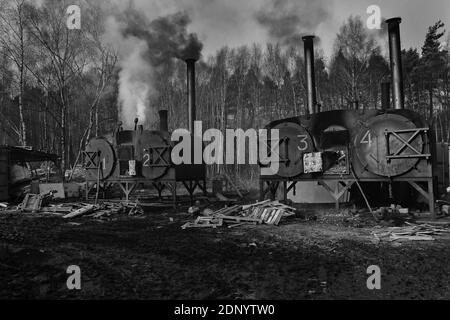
[408,181,430,201]
[242,200,271,210]
[63,205,96,219]
[391,235,434,241]
[219,215,261,223]
[261,209,270,221]
[273,210,284,225]
[227,223,246,229]
[269,210,282,225]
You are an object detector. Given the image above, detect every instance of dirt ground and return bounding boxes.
[1,204,450,300]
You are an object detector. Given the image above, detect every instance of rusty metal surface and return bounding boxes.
[85,137,116,180]
[386,17,405,110]
[354,113,424,177]
[271,122,313,177]
[302,35,317,115]
[136,131,171,180]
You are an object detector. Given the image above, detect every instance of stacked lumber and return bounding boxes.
[241,200,296,225]
[181,200,297,229]
[373,222,450,242]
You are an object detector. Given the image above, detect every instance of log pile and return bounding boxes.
[181,200,296,229]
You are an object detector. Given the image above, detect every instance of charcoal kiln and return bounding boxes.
[83,59,206,206]
[259,17,436,215]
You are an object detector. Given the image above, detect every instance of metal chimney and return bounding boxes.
[159,110,168,132]
[302,36,317,115]
[381,82,391,110]
[386,17,404,110]
[186,59,197,133]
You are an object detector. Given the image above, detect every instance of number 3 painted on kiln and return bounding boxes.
[297,135,309,151]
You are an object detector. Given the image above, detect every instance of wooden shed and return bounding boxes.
[0,146,58,202]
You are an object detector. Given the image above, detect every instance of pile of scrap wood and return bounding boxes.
[17,191,56,213]
[13,198,144,219]
[62,202,144,219]
[181,200,296,229]
[373,222,450,242]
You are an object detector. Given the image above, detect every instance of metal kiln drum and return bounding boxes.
[354,113,424,177]
[85,137,116,180]
[272,122,314,178]
[137,131,171,180]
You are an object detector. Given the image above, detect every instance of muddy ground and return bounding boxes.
[1,205,450,300]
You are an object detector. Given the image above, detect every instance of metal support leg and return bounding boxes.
[335,183,340,210]
[153,182,165,199]
[318,180,354,210]
[259,180,264,201]
[118,182,137,202]
[203,179,207,196]
[428,179,435,217]
[408,180,435,217]
[167,182,177,211]
[269,182,279,201]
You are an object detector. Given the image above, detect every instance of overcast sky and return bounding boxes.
[129,0,450,61]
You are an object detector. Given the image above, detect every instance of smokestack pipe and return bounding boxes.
[381,82,391,110]
[159,110,168,131]
[186,59,197,133]
[386,17,404,110]
[302,36,317,115]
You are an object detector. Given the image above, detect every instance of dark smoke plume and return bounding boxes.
[106,4,203,128]
[121,9,203,63]
[255,0,329,46]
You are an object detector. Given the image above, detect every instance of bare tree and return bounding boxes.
[333,16,378,108]
[0,0,32,146]
[25,0,117,175]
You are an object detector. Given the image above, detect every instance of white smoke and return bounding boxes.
[103,15,159,129]
[118,41,157,128]
[102,4,202,130]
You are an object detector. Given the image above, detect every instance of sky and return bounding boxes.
[123,0,450,61]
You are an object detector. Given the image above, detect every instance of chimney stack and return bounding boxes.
[386,17,405,110]
[159,110,168,132]
[302,36,318,115]
[186,59,197,133]
[381,82,391,110]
